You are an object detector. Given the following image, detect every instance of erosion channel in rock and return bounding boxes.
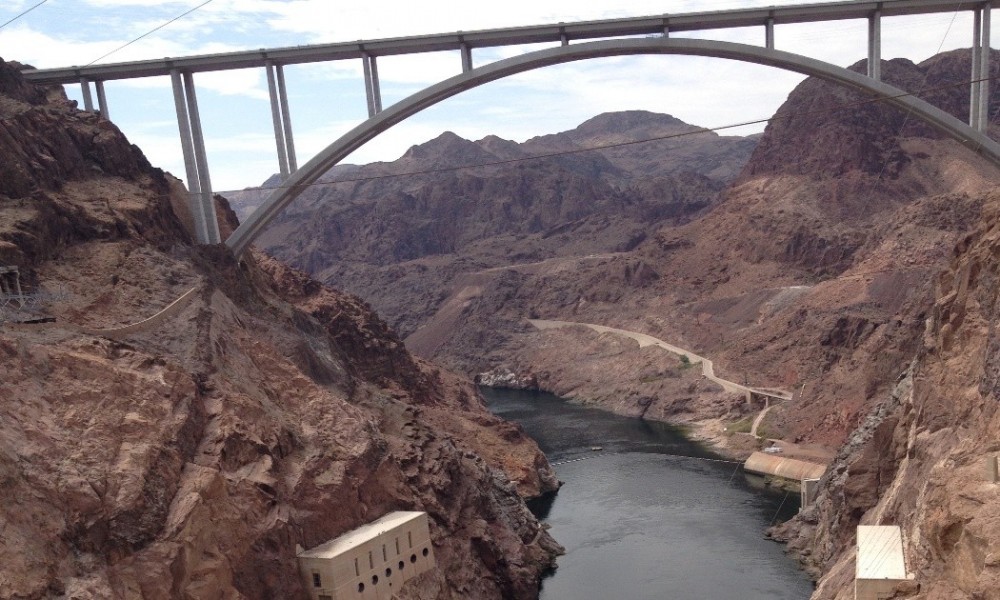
[484,387,814,600]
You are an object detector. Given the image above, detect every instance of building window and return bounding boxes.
[395,538,400,555]
[369,551,373,569]
[312,572,322,588]
[422,548,429,557]
[410,554,416,564]
[354,557,360,577]
[408,531,413,548]
[357,583,365,593]
[398,560,404,570]
[382,544,387,561]
[385,567,392,577]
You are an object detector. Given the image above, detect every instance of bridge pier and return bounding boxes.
[170,69,221,245]
[79,77,94,112]
[460,41,473,72]
[867,9,881,80]
[362,53,383,117]
[94,80,109,119]
[765,17,775,50]
[78,78,110,117]
[971,5,992,132]
[265,60,298,178]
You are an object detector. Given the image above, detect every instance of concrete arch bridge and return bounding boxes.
[21,0,1000,252]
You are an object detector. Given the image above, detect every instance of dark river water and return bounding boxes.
[482,387,814,600]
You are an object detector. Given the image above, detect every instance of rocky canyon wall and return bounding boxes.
[0,58,560,599]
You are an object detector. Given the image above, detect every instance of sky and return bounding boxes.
[0,0,994,193]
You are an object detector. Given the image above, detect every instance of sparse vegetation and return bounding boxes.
[726,417,753,435]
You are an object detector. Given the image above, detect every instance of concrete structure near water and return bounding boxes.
[800,478,821,510]
[985,454,999,483]
[297,511,435,600]
[743,451,826,489]
[856,525,912,600]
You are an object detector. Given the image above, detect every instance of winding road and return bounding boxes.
[528,319,791,433]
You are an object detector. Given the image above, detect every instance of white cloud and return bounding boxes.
[192,69,268,99]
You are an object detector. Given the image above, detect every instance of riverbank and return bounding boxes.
[484,387,815,600]
[481,318,835,464]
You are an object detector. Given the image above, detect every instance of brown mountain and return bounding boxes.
[230,110,756,336]
[0,58,560,599]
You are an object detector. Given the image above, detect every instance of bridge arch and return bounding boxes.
[227,37,1000,256]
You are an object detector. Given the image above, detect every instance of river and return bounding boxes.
[482,387,814,600]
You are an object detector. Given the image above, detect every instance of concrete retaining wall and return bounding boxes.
[744,452,826,481]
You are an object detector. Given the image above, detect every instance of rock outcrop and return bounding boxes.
[474,366,539,390]
[0,57,560,599]
[776,190,1000,599]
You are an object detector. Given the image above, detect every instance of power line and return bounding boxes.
[216,71,1000,198]
[550,449,743,466]
[86,0,216,66]
[0,0,48,30]
[866,1,968,199]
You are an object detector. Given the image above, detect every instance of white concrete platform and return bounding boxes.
[856,525,909,600]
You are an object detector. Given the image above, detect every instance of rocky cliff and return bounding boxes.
[0,58,560,599]
[775,189,1000,599]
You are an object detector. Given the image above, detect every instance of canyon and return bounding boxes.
[3,40,1000,598]
[235,49,1000,598]
[0,58,560,599]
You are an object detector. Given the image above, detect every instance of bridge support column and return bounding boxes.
[170,69,221,245]
[266,60,298,177]
[94,80,109,119]
[560,27,569,46]
[183,72,220,244]
[277,64,297,171]
[765,17,775,50]
[972,9,983,130]
[460,42,473,72]
[971,6,992,132]
[867,9,881,80]
[79,78,94,112]
[362,53,383,118]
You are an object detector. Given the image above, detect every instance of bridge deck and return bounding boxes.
[21,0,995,84]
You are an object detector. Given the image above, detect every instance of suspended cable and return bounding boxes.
[769,489,791,525]
[550,449,743,466]
[85,0,216,66]
[0,0,48,31]
[726,459,743,484]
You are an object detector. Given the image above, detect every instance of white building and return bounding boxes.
[856,525,912,600]
[297,511,436,600]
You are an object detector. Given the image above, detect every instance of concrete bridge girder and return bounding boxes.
[225,37,1000,256]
